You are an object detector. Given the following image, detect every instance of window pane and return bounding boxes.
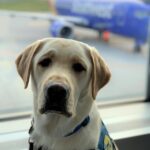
[0,0,149,114]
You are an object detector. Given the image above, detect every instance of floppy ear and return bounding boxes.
[15,40,45,89]
[89,47,111,99]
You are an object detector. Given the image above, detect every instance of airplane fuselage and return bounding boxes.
[53,0,150,45]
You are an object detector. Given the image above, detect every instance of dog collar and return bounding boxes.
[64,116,90,137]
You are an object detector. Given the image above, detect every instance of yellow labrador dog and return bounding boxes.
[16,38,118,150]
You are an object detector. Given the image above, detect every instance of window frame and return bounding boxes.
[146,17,150,102]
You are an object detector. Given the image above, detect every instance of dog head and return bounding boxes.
[16,38,111,118]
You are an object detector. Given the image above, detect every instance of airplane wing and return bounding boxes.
[0,10,89,26]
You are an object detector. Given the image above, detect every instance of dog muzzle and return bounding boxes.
[40,83,72,117]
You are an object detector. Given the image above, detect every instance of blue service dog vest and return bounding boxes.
[98,121,116,150]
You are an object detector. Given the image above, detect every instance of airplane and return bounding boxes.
[47,0,150,52]
[2,0,150,52]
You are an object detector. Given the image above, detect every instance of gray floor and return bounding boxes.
[0,12,148,114]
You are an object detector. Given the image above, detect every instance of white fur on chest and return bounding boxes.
[31,104,101,150]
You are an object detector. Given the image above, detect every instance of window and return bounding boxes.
[0,0,149,114]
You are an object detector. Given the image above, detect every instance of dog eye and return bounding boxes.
[38,58,52,67]
[72,63,86,73]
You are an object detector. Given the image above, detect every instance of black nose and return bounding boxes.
[47,84,68,100]
[41,84,69,115]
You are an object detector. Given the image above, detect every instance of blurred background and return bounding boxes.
[0,0,149,115]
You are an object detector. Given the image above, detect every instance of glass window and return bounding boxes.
[0,0,149,114]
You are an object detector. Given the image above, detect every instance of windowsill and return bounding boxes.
[0,101,150,149]
[97,101,150,140]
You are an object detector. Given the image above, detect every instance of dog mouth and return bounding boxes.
[40,105,72,117]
